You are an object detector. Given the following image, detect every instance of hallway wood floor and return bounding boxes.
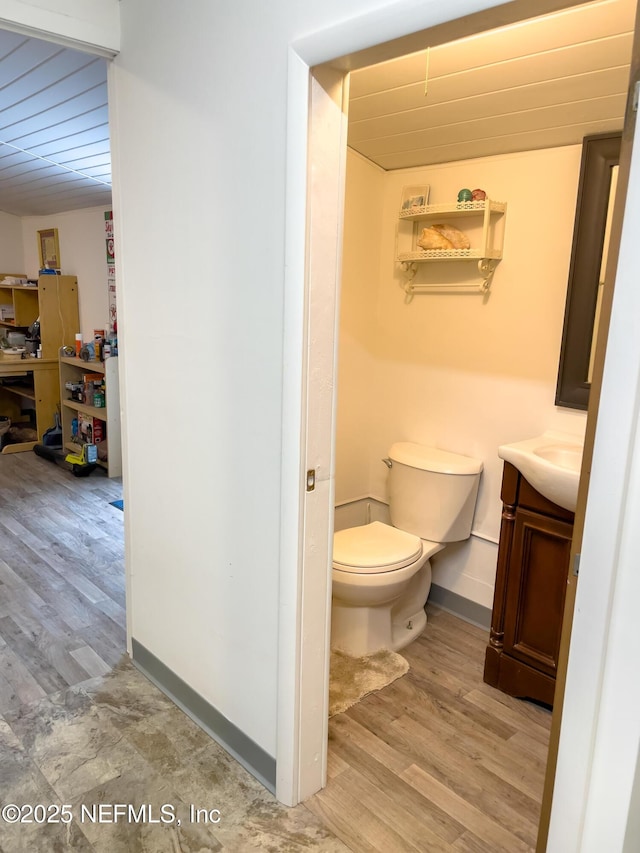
[0,451,125,713]
[0,452,550,851]
[305,607,551,852]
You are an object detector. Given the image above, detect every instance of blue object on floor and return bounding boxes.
[110,499,124,511]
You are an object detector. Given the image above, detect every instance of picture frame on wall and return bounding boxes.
[37,228,61,270]
[400,185,429,211]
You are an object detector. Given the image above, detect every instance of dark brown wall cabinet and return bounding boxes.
[484,462,574,706]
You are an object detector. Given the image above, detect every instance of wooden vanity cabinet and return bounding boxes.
[483,461,574,706]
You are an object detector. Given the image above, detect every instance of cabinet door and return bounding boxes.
[502,508,573,677]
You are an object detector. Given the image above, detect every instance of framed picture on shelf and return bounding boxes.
[400,185,429,211]
[37,228,61,270]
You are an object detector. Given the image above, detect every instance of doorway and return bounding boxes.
[281,0,640,846]
[0,24,127,693]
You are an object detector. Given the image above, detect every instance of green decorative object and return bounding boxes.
[457,188,473,202]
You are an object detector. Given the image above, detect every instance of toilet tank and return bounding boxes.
[388,442,483,542]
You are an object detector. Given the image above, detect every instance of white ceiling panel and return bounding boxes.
[0,38,60,81]
[0,30,110,216]
[349,0,634,98]
[348,0,637,171]
[0,62,106,128]
[78,166,112,180]
[0,182,111,213]
[370,119,626,170]
[0,0,637,215]
[348,38,632,125]
[349,66,631,142]
[1,87,108,143]
[356,94,626,157]
[27,125,110,157]
[11,108,109,148]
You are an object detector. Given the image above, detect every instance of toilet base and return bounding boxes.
[390,605,427,652]
[331,562,432,657]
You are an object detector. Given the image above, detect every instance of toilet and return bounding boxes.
[331,442,483,657]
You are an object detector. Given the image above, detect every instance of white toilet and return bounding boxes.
[331,442,483,657]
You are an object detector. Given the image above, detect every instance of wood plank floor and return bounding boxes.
[0,452,551,851]
[0,450,125,712]
[305,607,551,852]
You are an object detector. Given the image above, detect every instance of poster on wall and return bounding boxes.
[104,211,117,330]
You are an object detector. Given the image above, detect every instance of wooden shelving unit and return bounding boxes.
[59,356,121,478]
[0,274,79,453]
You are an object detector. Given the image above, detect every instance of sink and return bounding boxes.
[498,432,584,512]
[533,443,582,472]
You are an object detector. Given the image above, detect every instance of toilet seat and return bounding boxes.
[333,521,422,574]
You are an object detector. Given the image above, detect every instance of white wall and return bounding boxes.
[20,207,112,341]
[336,145,587,606]
[110,0,295,756]
[2,0,639,839]
[335,151,385,504]
[0,211,24,272]
[111,0,521,762]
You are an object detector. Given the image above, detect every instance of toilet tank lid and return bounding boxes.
[389,442,483,475]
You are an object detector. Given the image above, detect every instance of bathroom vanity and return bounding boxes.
[483,461,574,706]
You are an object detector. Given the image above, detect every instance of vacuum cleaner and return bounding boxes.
[34,412,97,476]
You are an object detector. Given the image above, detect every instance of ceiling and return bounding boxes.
[348,0,636,170]
[0,29,111,217]
[0,0,635,216]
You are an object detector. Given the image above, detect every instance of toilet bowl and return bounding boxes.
[331,521,444,656]
[331,442,483,657]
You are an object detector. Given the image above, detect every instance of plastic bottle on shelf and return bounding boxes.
[75,333,82,357]
[94,329,104,362]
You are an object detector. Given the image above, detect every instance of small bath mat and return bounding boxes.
[329,648,409,716]
[109,499,124,511]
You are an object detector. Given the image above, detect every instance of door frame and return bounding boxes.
[277,3,640,847]
[544,2,640,841]
[0,4,119,56]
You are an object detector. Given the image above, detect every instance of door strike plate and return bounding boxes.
[306,469,316,492]
[573,553,581,577]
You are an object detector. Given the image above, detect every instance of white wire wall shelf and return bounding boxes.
[396,199,507,301]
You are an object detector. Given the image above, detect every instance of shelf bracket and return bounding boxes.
[401,257,500,301]
[478,258,498,292]
[401,261,419,303]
